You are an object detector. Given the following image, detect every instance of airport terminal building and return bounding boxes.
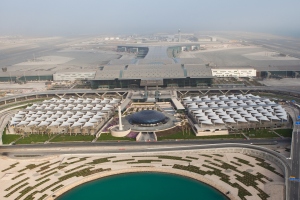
[1,44,299,88]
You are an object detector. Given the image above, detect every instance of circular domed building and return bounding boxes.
[128,110,168,126]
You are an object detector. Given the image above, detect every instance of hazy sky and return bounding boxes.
[1,0,300,37]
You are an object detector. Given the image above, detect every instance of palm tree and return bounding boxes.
[45,128,51,139]
[29,126,35,135]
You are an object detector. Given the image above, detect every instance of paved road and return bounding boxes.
[284,105,300,200]
[1,86,300,103]
[0,138,290,155]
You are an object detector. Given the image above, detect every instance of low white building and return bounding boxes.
[211,68,256,77]
[53,71,96,81]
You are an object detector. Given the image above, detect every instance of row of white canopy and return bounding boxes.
[183,94,260,101]
[11,110,108,128]
[26,103,114,111]
[190,103,287,125]
[9,97,118,128]
[185,99,276,109]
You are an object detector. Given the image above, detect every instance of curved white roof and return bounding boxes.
[96,112,106,116]
[17,121,29,126]
[220,115,231,119]
[61,122,71,127]
[246,117,259,122]
[83,122,94,127]
[210,116,220,120]
[197,116,209,120]
[45,118,55,122]
[207,113,217,117]
[71,115,80,119]
[199,105,209,108]
[71,122,82,127]
[82,115,91,119]
[86,111,95,116]
[212,119,224,124]
[236,118,247,122]
[75,111,84,116]
[28,121,40,126]
[56,118,65,122]
[11,117,22,122]
[25,117,36,122]
[258,116,269,121]
[38,121,50,127]
[201,120,213,125]
[67,118,76,123]
[60,115,69,119]
[224,118,236,123]
[49,121,61,127]
[78,118,87,123]
[232,114,242,119]
[34,118,44,122]
[195,113,206,117]
[268,115,280,120]
[13,114,24,118]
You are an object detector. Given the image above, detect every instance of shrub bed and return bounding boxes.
[2,162,19,172]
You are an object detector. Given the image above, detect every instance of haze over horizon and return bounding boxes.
[0,0,300,38]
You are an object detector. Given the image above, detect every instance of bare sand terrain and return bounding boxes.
[259,78,300,86]
[15,56,74,66]
[243,51,299,61]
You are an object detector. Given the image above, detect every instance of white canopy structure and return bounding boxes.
[71,122,82,127]
[83,122,95,127]
[38,121,50,127]
[60,122,71,127]
[224,118,236,123]
[28,121,40,126]
[17,121,29,126]
[49,121,61,127]
[236,118,247,123]
[88,118,99,123]
[10,121,20,125]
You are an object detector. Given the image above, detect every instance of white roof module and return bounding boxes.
[17,121,29,126]
[38,121,50,126]
[83,122,95,127]
[49,121,61,127]
[28,121,40,126]
[224,118,236,123]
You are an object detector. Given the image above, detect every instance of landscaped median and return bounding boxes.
[0,150,286,200]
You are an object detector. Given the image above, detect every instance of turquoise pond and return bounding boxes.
[57,172,228,200]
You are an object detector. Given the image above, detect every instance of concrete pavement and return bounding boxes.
[284,104,300,200]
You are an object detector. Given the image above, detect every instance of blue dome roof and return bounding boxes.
[129,110,167,125]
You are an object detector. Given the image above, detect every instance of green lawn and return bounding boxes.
[244,128,293,138]
[274,129,293,137]
[157,131,244,141]
[97,133,134,141]
[16,134,51,144]
[2,129,21,144]
[50,135,95,142]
